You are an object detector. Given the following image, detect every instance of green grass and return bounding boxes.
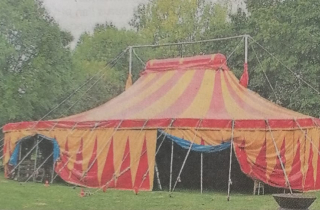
[0,173,319,210]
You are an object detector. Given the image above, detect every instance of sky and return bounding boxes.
[41,0,245,47]
[41,0,149,46]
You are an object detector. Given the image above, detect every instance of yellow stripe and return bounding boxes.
[180,70,215,118]
[221,72,257,119]
[133,70,196,118]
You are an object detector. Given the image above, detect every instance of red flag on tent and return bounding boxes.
[239,63,249,88]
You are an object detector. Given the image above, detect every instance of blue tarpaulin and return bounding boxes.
[158,130,230,153]
[9,134,60,166]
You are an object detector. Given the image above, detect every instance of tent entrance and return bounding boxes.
[8,135,59,183]
[154,132,253,193]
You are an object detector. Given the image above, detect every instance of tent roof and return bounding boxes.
[3,54,319,131]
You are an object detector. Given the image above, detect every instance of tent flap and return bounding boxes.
[159,130,230,153]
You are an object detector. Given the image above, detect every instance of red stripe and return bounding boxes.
[205,70,230,119]
[3,118,316,130]
[109,70,185,119]
[155,70,206,118]
[143,54,229,73]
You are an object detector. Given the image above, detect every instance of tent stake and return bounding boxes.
[227,120,235,201]
[169,140,174,192]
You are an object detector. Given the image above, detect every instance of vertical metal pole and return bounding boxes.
[33,137,39,182]
[245,35,248,64]
[17,143,22,179]
[200,152,203,194]
[51,157,55,184]
[129,46,133,75]
[169,140,174,192]
[227,120,235,201]
[154,162,162,190]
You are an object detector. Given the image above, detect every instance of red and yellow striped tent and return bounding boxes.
[3,54,320,191]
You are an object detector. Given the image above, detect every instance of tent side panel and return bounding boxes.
[3,128,157,191]
[233,127,320,192]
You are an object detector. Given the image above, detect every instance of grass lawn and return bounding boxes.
[0,172,319,210]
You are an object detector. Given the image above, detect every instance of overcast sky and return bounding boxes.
[41,0,245,46]
[42,0,149,44]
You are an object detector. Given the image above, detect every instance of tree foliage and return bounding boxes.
[0,0,80,125]
[232,0,320,116]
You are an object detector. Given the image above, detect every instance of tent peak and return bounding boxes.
[142,53,229,74]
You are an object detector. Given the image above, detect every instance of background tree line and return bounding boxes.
[1,0,320,130]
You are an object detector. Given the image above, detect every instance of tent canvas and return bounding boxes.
[3,53,320,192]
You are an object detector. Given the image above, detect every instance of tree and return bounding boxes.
[63,23,143,117]
[230,0,320,116]
[130,0,234,60]
[0,0,80,125]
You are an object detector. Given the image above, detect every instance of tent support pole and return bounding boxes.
[171,119,203,193]
[129,46,132,75]
[227,120,235,201]
[201,152,203,194]
[266,120,293,194]
[17,143,22,179]
[155,162,162,190]
[51,158,55,184]
[169,140,174,192]
[33,137,40,182]
[245,34,248,63]
[9,138,44,175]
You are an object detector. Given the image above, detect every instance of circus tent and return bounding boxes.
[2,53,320,192]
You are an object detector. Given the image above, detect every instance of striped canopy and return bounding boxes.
[3,54,314,131]
[3,54,320,192]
